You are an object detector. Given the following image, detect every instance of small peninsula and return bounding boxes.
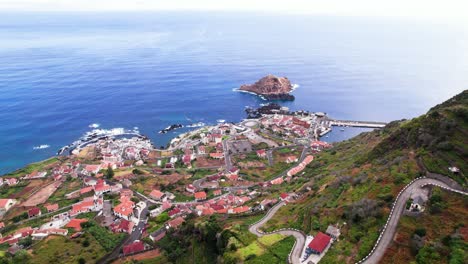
[239,74,295,100]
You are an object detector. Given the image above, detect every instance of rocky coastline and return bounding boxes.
[238,74,295,100]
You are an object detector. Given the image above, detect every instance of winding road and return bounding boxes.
[249,201,306,264]
[359,177,468,264]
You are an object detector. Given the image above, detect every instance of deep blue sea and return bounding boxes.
[1,12,467,175]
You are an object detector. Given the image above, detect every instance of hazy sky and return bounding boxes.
[1,0,468,22]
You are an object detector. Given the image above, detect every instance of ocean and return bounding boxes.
[1,12,467,175]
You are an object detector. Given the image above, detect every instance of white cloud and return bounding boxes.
[1,0,468,22]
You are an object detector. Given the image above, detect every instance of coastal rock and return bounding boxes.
[239,75,294,100]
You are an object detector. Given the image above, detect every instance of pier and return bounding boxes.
[329,119,387,128]
[310,118,388,140]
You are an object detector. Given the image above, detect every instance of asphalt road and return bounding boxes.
[249,202,306,264]
[361,177,468,264]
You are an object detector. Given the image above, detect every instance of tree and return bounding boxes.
[78,258,86,264]
[105,165,114,179]
[18,236,32,248]
[12,250,30,264]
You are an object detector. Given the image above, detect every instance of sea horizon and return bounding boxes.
[1,12,467,175]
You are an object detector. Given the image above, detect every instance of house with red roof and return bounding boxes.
[123,240,145,255]
[186,184,196,193]
[45,203,59,213]
[120,189,134,198]
[194,191,207,201]
[110,219,134,234]
[287,155,314,177]
[166,216,185,229]
[270,177,284,185]
[286,155,298,164]
[280,193,289,201]
[256,149,267,158]
[94,182,112,195]
[70,196,103,217]
[4,178,18,186]
[209,152,224,159]
[197,145,206,155]
[161,201,172,211]
[80,186,93,195]
[66,218,88,232]
[228,206,250,214]
[168,208,181,218]
[82,164,102,176]
[213,189,222,196]
[226,167,240,176]
[307,232,332,255]
[149,189,166,201]
[0,199,16,212]
[28,207,41,218]
[113,198,135,221]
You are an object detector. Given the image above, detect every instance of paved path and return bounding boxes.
[359,177,468,264]
[249,202,306,264]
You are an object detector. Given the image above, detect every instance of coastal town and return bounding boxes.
[0,98,466,264]
[0,107,355,263]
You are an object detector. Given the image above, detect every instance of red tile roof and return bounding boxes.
[167,216,185,229]
[45,203,59,212]
[80,186,93,195]
[308,232,331,253]
[194,191,207,200]
[66,219,88,231]
[149,190,165,199]
[28,207,41,217]
[123,240,144,255]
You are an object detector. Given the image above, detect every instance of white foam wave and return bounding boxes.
[291,84,300,91]
[89,123,100,128]
[34,144,50,150]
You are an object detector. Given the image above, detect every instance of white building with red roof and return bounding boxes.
[0,199,16,212]
[113,197,135,221]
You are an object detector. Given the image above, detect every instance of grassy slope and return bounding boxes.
[260,90,467,263]
[381,187,468,264]
[31,234,106,264]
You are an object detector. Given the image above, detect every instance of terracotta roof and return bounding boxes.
[0,199,12,209]
[66,219,88,231]
[168,208,181,217]
[123,240,144,255]
[209,152,224,158]
[149,190,165,199]
[308,232,331,253]
[114,200,135,217]
[232,206,250,214]
[28,207,41,217]
[80,186,93,194]
[45,203,59,212]
[194,192,207,200]
[167,216,185,229]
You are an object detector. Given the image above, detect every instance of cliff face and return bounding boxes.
[239,75,294,100]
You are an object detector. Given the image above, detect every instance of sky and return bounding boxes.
[1,0,468,23]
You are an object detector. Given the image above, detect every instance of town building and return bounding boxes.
[307,232,332,255]
[0,199,17,213]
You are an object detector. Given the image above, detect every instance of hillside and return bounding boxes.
[160,90,467,263]
[0,91,465,264]
[255,90,467,263]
